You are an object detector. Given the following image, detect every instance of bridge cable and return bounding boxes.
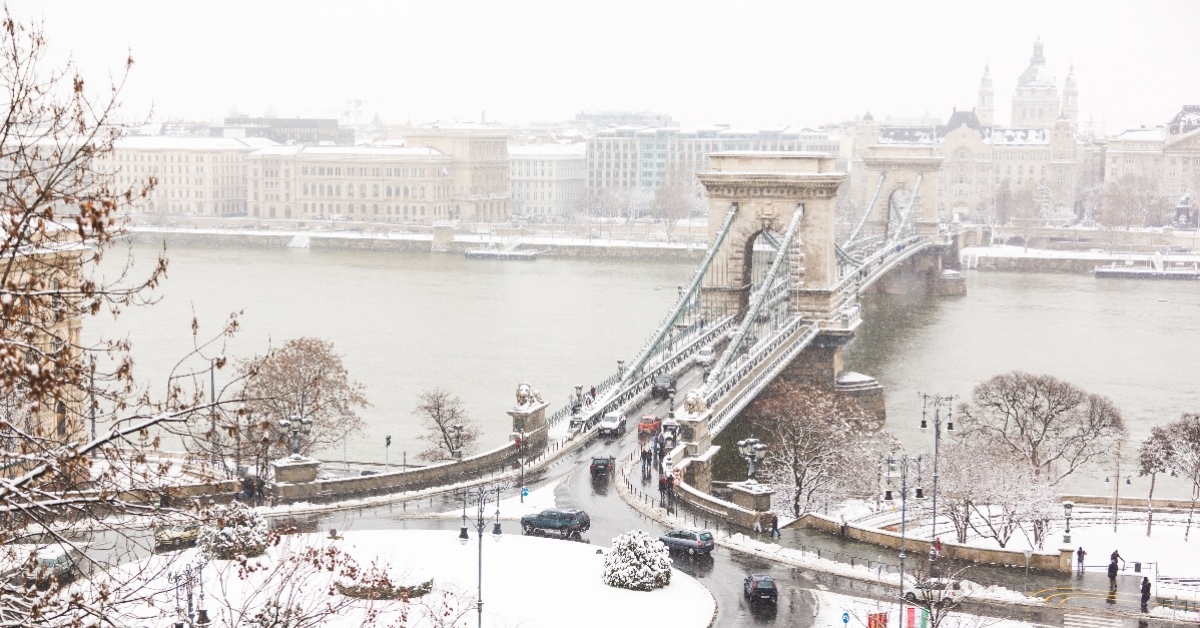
[843,171,887,246]
[704,204,805,388]
[889,173,923,245]
[617,204,741,388]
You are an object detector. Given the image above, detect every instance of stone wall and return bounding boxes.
[791,512,1072,572]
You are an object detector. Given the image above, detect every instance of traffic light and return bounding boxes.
[386,435,392,447]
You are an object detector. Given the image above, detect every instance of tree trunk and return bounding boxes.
[1186,490,1197,542]
[1146,472,1157,537]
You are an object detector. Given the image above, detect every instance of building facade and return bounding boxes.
[404,125,512,223]
[107,137,275,216]
[849,41,1081,223]
[586,125,839,192]
[509,144,586,218]
[245,145,453,222]
[220,117,355,145]
[1103,106,1200,225]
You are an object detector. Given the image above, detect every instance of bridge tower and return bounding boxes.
[860,145,944,236]
[697,152,846,322]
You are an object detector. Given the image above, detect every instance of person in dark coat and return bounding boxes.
[1076,547,1086,573]
[1107,559,1119,590]
[1140,577,1152,611]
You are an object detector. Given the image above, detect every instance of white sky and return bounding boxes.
[8,0,1198,132]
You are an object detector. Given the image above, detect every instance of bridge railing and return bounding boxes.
[832,234,927,295]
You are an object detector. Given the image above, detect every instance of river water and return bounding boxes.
[87,242,1200,495]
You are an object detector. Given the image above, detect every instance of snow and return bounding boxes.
[93,529,715,628]
[813,590,1039,628]
[427,475,565,520]
[961,245,1200,263]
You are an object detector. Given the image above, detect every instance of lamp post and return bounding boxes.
[279,415,312,460]
[517,430,526,503]
[450,423,464,460]
[736,438,768,480]
[458,484,503,628]
[1063,501,1074,545]
[617,360,625,379]
[884,454,915,628]
[919,393,955,547]
[1105,443,1130,533]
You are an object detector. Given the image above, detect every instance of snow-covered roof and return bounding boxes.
[1112,127,1165,143]
[114,136,280,151]
[248,145,445,159]
[508,144,586,157]
[991,128,1051,145]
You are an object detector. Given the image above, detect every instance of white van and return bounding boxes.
[696,346,716,367]
[598,412,627,437]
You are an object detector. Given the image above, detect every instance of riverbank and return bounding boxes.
[960,245,1200,274]
[128,226,706,261]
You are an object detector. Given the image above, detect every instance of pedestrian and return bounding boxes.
[1111,549,1125,567]
[769,514,781,538]
[658,475,667,494]
[753,515,762,534]
[933,537,943,558]
[1107,559,1119,590]
[1077,547,1087,572]
[1140,577,1152,611]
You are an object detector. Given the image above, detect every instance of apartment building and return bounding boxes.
[509,144,586,218]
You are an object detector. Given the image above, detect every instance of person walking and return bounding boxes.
[932,537,943,558]
[1140,577,1152,612]
[769,514,781,538]
[753,515,763,535]
[1111,549,1125,568]
[1076,547,1087,573]
[1107,559,1119,590]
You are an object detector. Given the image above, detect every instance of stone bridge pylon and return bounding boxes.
[697,152,847,323]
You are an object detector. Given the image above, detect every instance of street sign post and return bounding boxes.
[521,487,529,498]
[843,612,850,625]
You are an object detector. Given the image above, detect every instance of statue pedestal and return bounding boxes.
[676,411,712,458]
[508,400,549,452]
[730,480,774,512]
[271,457,320,483]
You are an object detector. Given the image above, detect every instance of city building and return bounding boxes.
[587,125,839,192]
[404,125,512,222]
[107,136,276,216]
[245,145,453,222]
[574,111,675,129]
[848,40,1082,222]
[219,117,355,145]
[1105,106,1200,198]
[509,144,586,218]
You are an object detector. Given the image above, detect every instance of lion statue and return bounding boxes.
[515,382,543,407]
[682,389,707,415]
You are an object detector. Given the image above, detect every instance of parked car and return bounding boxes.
[153,523,200,550]
[598,412,626,437]
[903,577,961,605]
[695,346,716,367]
[520,508,591,539]
[3,544,83,588]
[651,373,677,399]
[638,414,662,435]
[658,529,714,555]
[589,455,616,477]
[744,574,778,604]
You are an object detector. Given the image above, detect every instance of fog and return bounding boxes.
[9,0,1198,131]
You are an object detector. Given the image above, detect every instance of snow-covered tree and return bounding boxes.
[957,372,1125,484]
[747,385,888,517]
[198,501,270,560]
[1164,414,1200,541]
[1138,426,1175,537]
[602,530,672,591]
[414,388,480,461]
[937,441,991,544]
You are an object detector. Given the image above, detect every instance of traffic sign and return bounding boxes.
[521,487,529,498]
[843,612,850,625]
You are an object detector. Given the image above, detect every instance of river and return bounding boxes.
[87,242,1200,496]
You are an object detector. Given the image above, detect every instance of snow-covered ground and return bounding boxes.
[813,590,1039,628]
[426,475,565,520]
[961,244,1200,262]
[93,529,715,628]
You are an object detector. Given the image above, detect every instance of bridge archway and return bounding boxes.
[859,145,944,238]
[698,153,846,323]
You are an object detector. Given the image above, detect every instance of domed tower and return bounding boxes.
[1061,64,1079,126]
[1012,38,1060,129]
[977,64,995,127]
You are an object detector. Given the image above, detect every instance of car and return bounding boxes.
[651,373,677,399]
[638,414,662,435]
[695,346,716,367]
[903,577,961,605]
[744,574,778,603]
[153,523,200,550]
[520,508,591,539]
[598,412,627,437]
[3,544,83,588]
[590,455,616,477]
[658,529,714,555]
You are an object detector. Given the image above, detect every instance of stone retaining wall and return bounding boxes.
[1062,494,1199,510]
[791,512,1072,572]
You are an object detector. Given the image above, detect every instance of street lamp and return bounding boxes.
[919,393,955,546]
[279,415,313,460]
[1105,441,1128,533]
[737,438,768,480]
[617,360,625,379]
[516,431,526,503]
[450,423,464,460]
[1063,501,1074,545]
[459,484,504,628]
[884,454,915,628]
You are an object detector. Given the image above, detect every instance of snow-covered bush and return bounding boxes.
[197,501,269,560]
[602,530,672,591]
